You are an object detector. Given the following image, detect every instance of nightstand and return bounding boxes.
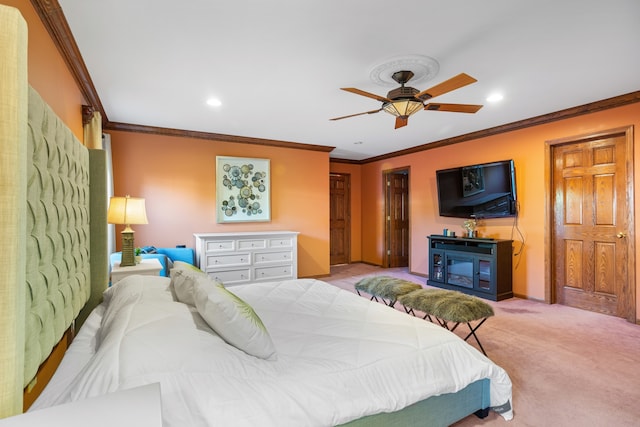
[111,258,163,285]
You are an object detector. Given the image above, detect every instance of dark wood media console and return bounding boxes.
[427,235,513,301]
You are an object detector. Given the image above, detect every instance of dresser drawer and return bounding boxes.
[254,250,292,264]
[267,237,294,248]
[205,253,250,268]
[237,239,267,250]
[207,268,251,285]
[205,240,235,252]
[254,265,293,281]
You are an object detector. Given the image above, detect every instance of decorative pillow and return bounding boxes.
[193,275,277,360]
[170,266,207,306]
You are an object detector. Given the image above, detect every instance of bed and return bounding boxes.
[1,5,512,425]
[31,272,513,426]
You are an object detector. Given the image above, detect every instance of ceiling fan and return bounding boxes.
[330,71,482,129]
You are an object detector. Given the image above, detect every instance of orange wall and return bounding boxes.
[108,130,330,278]
[360,103,640,319]
[328,163,362,262]
[6,0,86,139]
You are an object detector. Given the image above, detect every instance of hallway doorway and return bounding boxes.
[330,173,351,265]
[384,168,410,268]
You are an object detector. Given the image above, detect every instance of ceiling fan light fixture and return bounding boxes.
[332,71,481,129]
[382,99,424,117]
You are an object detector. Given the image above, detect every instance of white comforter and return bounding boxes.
[35,276,512,426]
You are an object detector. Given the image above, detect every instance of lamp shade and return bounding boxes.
[382,99,424,117]
[107,195,148,226]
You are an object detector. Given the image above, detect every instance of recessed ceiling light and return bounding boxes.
[206,98,222,107]
[486,93,504,103]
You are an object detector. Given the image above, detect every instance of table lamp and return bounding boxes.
[107,195,148,267]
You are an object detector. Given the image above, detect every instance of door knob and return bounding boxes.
[616,232,627,239]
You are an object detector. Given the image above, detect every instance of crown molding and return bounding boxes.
[30,0,106,120]
[104,122,335,153]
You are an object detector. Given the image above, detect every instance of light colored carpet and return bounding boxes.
[324,263,640,427]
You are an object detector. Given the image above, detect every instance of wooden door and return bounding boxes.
[386,170,409,268]
[330,173,350,265]
[551,128,635,321]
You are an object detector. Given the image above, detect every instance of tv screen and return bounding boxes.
[436,160,517,219]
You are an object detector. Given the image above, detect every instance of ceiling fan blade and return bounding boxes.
[341,88,392,103]
[416,73,478,100]
[424,103,483,113]
[330,108,383,121]
[395,116,408,129]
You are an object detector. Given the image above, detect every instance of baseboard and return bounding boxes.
[305,273,331,279]
[358,260,380,267]
[512,293,546,303]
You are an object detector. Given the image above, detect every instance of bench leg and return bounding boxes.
[462,317,489,356]
[403,306,436,323]
[435,318,489,356]
[436,318,453,329]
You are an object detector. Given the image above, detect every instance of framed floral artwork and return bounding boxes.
[216,156,271,223]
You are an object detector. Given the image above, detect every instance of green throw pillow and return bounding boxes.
[193,274,277,361]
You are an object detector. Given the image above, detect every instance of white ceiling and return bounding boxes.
[58,0,640,161]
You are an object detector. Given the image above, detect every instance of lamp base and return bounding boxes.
[120,230,136,267]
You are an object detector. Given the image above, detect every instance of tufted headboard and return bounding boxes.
[24,86,107,387]
[0,5,109,418]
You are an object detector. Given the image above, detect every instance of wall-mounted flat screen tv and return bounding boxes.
[436,159,517,218]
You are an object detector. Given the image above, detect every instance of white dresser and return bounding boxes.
[194,231,299,286]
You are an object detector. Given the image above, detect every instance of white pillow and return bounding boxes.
[170,265,207,306]
[193,275,277,360]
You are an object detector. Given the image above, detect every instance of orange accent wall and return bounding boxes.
[360,103,640,319]
[7,0,86,140]
[108,130,330,278]
[328,163,362,262]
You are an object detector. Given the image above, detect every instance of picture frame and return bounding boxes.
[216,156,271,223]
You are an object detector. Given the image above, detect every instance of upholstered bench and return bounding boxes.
[398,289,495,355]
[354,276,422,307]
